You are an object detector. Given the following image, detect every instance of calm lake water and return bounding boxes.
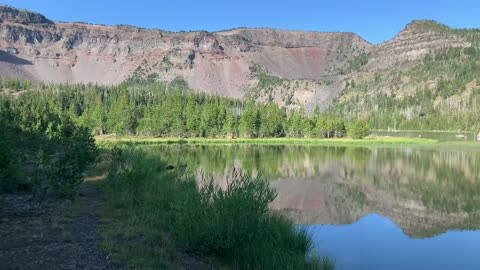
[373,131,479,142]
[153,141,480,270]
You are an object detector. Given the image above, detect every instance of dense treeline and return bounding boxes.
[0,79,361,139]
[0,94,97,197]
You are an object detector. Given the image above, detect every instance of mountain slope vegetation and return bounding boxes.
[329,21,480,131]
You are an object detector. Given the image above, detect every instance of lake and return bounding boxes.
[153,142,480,270]
[373,130,479,142]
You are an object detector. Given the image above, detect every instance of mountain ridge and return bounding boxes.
[0,5,475,112]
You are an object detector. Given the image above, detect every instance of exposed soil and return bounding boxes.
[0,186,125,270]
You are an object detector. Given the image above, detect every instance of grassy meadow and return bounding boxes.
[95,135,438,147]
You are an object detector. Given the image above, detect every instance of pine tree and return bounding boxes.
[223,108,238,138]
[185,94,200,137]
[239,102,259,138]
[106,84,136,134]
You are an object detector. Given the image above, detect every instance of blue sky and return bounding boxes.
[1,0,479,44]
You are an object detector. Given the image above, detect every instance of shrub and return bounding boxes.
[0,134,19,193]
[0,100,16,192]
[172,172,276,251]
[348,119,371,139]
[0,99,97,198]
[33,117,98,198]
[172,170,330,269]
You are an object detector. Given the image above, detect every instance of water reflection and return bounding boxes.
[373,131,478,142]
[155,144,480,237]
[152,144,480,269]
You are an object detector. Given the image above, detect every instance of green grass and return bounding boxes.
[96,135,438,147]
[93,148,202,269]
[95,146,333,270]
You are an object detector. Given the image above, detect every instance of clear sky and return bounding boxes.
[1,0,479,44]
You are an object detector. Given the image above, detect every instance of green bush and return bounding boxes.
[0,128,14,192]
[0,96,97,198]
[348,119,371,139]
[172,172,276,251]
[0,100,27,193]
[46,124,97,198]
[0,100,14,191]
[172,171,331,270]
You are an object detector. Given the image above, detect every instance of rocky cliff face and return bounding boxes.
[366,20,470,70]
[0,5,52,25]
[0,6,472,110]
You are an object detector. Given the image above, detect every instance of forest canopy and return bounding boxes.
[0,79,351,139]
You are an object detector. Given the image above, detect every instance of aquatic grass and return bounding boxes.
[96,147,332,269]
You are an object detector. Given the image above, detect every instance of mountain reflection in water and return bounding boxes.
[151,144,480,269]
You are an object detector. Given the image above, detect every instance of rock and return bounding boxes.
[6,47,18,55]
[187,50,195,65]
[194,32,220,52]
[0,5,53,24]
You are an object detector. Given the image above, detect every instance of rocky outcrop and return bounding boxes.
[0,6,52,25]
[367,20,470,70]
[193,32,220,52]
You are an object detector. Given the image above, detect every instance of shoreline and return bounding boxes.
[95,136,439,147]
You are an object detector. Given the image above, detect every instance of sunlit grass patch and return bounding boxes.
[95,135,438,147]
